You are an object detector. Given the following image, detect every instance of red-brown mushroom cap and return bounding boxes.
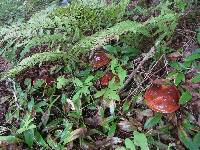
[100,71,114,86]
[144,85,180,113]
[91,51,109,69]
[100,71,120,87]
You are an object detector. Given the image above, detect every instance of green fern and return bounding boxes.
[0,0,181,80]
[0,0,129,61]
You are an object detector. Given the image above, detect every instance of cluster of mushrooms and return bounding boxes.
[91,50,181,113]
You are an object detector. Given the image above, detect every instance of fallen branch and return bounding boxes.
[120,46,156,92]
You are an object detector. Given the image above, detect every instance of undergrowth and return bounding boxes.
[0,0,199,149]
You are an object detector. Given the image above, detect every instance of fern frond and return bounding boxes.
[1,20,143,79]
[0,51,67,80]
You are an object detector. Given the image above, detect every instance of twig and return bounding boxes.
[7,78,22,110]
[125,54,167,100]
[120,46,156,92]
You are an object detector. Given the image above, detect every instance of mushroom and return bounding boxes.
[100,71,120,87]
[91,51,110,69]
[144,84,180,113]
[100,71,114,86]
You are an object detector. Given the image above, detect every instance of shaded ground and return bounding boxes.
[0,1,200,150]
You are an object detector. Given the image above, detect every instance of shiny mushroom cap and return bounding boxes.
[100,71,120,87]
[91,51,109,69]
[100,71,113,86]
[144,85,180,113]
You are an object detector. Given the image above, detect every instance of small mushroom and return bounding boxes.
[144,84,180,113]
[91,51,109,69]
[100,71,113,86]
[100,71,120,87]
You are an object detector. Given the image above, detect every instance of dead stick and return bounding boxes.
[120,46,156,92]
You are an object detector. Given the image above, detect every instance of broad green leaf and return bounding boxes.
[106,90,120,101]
[193,132,200,148]
[123,100,130,112]
[178,128,197,150]
[94,89,106,98]
[28,98,34,111]
[35,130,48,148]
[125,138,136,150]
[24,129,34,148]
[108,123,116,136]
[175,72,185,86]
[167,71,178,78]
[103,45,117,54]
[134,131,149,150]
[72,90,82,101]
[191,74,200,83]
[57,76,68,89]
[17,124,36,134]
[108,78,119,91]
[84,75,94,84]
[184,53,200,62]
[73,78,83,87]
[179,90,192,105]
[81,86,90,95]
[144,113,162,129]
[169,61,182,70]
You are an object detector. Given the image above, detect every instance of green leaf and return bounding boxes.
[103,45,118,54]
[169,61,182,70]
[191,74,200,83]
[57,76,68,89]
[197,32,200,44]
[144,113,162,129]
[167,71,178,78]
[0,136,20,143]
[133,131,149,150]
[84,75,94,84]
[24,129,34,148]
[47,135,60,149]
[175,72,185,86]
[178,128,197,150]
[73,78,83,87]
[125,138,136,150]
[179,90,192,105]
[116,65,127,87]
[108,123,116,136]
[28,98,35,111]
[184,53,200,62]
[110,59,118,74]
[123,100,130,112]
[33,79,44,89]
[106,90,120,101]
[72,90,82,101]
[80,86,90,95]
[35,130,48,148]
[193,132,200,148]
[94,89,106,98]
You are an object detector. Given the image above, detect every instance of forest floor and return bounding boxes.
[0,0,200,149]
